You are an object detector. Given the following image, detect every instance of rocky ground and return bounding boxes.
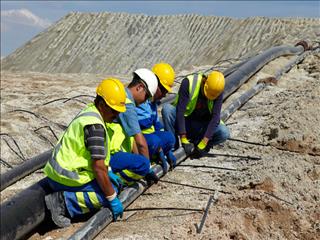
[1,50,319,239]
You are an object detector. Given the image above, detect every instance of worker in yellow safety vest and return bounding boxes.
[162,71,230,158]
[43,78,126,228]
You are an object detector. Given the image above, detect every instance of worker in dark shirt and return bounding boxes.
[162,71,230,158]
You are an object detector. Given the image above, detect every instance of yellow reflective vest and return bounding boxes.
[44,103,110,187]
[107,122,133,154]
[173,73,214,116]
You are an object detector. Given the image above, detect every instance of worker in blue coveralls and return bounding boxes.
[115,68,161,184]
[43,78,127,228]
[136,63,177,173]
[162,71,230,158]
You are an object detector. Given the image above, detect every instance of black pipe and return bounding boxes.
[0,150,52,191]
[223,45,304,99]
[0,178,52,240]
[0,43,308,240]
[221,49,312,122]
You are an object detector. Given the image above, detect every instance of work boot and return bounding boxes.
[45,192,71,228]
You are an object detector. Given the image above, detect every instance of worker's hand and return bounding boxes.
[192,139,208,159]
[181,137,194,155]
[157,150,169,174]
[166,150,177,170]
[145,169,159,185]
[108,171,124,192]
[109,197,123,221]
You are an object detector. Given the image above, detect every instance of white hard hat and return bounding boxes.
[133,68,158,97]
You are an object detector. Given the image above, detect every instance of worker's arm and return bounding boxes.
[203,92,224,140]
[132,140,139,154]
[134,132,149,159]
[176,78,189,139]
[84,123,123,220]
[92,160,115,197]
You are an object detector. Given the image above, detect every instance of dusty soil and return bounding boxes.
[1,51,319,239]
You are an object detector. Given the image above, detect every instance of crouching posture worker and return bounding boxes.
[162,71,230,158]
[117,68,160,184]
[136,63,177,173]
[43,78,126,228]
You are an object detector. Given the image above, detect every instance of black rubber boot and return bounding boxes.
[45,191,71,228]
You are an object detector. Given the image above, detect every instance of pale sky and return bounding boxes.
[1,1,319,57]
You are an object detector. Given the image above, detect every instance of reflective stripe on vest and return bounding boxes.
[44,103,110,187]
[48,111,105,180]
[49,112,108,180]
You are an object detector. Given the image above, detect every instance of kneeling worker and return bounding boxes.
[44,78,126,227]
[136,62,177,173]
[116,68,160,183]
[162,71,230,158]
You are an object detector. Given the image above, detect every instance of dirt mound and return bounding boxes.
[1,13,318,75]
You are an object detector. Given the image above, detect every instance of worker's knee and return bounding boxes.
[161,104,176,120]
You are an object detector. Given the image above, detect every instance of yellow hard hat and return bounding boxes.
[96,78,126,112]
[204,71,225,100]
[152,62,175,92]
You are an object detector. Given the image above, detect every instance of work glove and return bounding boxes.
[108,197,124,221]
[166,150,177,170]
[192,139,208,159]
[158,150,169,174]
[181,136,194,155]
[145,169,159,185]
[108,171,124,192]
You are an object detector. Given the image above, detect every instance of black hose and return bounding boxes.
[0,150,52,191]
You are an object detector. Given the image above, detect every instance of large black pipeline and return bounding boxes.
[223,44,305,99]
[0,178,52,240]
[221,48,314,121]
[0,150,52,191]
[0,42,308,240]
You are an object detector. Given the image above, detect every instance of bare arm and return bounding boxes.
[132,140,139,154]
[92,160,115,198]
[134,132,149,159]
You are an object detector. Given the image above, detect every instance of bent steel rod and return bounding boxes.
[0,42,309,240]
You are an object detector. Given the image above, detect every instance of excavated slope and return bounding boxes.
[1,12,318,74]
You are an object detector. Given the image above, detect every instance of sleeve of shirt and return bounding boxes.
[152,102,164,131]
[176,78,190,135]
[204,92,224,139]
[84,124,106,161]
[118,103,142,137]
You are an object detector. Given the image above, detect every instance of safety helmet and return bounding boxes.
[96,78,126,112]
[204,71,225,100]
[133,68,158,97]
[152,62,175,92]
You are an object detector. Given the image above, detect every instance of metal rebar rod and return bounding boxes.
[196,193,218,234]
[177,164,239,171]
[158,179,230,194]
[205,153,262,160]
[125,207,203,212]
[228,137,268,147]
